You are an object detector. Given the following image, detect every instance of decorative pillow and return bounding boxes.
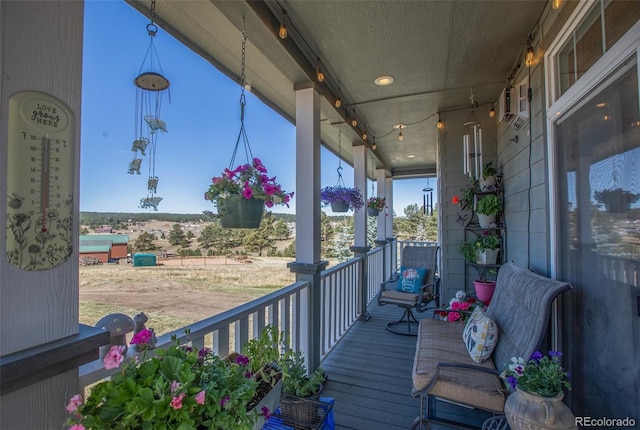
[463,306,499,363]
[396,266,428,294]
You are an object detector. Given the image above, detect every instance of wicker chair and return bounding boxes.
[377,245,440,335]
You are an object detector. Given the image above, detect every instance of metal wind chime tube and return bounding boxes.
[129,0,170,211]
[463,92,482,180]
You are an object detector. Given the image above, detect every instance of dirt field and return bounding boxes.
[80,257,296,335]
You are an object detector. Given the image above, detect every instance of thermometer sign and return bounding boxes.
[6,91,75,271]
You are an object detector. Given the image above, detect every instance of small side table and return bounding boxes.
[482,415,511,430]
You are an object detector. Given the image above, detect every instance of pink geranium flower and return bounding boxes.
[170,393,185,410]
[103,345,125,370]
[66,394,83,413]
[195,390,206,405]
[131,329,152,346]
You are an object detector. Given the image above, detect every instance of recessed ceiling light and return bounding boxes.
[375,75,395,86]
[392,123,406,129]
[596,102,607,108]
[407,155,416,158]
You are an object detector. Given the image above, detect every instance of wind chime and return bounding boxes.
[128,0,170,211]
[462,91,482,180]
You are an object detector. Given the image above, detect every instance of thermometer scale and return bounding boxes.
[6,91,75,271]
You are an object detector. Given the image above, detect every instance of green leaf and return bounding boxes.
[158,355,184,381]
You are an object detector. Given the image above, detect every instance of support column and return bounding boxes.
[376,168,387,242]
[352,145,367,247]
[386,177,396,272]
[288,83,327,372]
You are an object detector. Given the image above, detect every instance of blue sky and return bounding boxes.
[80,1,436,216]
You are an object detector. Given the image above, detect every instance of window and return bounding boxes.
[555,0,640,98]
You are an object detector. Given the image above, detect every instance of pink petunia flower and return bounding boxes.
[170,393,185,410]
[195,390,206,405]
[263,184,276,196]
[69,424,85,430]
[265,200,274,208]
[66,394,83,413]
[242,187,253,199]
[103,345,125,370]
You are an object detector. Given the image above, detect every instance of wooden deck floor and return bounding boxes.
[320,303,462,430]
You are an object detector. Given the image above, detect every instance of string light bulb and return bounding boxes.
[437,117,443,130]
[351,112,358,127]
[525,44,534,67]
[552,0,563,9]
[489,107,495,118]
[372,142,377,150]
[316,59,324,82]
[335,97,341,108]
[362,130,368,140]
[278,9,288,39]
[398,130,404,141]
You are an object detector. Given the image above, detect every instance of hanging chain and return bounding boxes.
[147,0,158,36]
[239,18,247,111]
[336,124,344,185]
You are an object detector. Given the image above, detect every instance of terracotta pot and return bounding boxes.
[331,200,349,212]
[505,387,577,430]
[473,280,496,302]
[217,196,264,228]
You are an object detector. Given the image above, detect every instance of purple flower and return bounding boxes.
[235,354,249,366]
[245,371,253,378]
[549,350,563,357]
[261,406,272,419]
[199,347,211,358]
[507,376,518,390]
[220,396,230,406]
[530,351,543,363]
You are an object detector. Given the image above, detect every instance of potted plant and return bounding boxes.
[452,180,478,227]
[501,351,575,430]
[458,230,500,265]
[476,193,502,228]
[279,349,326,422]
[479,161,498,191]
[366,196,386,216]
[65,329,274,430]
[434,290,485,323]
[205,158,294,228]
[320,185,364,212]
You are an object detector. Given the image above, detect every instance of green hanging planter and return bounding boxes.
[217,196,264,228]
[331,200,349,213]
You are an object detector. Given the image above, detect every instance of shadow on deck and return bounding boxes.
[320,303,462,430]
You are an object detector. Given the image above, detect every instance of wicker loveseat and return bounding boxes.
[411,262,572,428]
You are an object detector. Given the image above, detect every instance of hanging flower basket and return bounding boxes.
[217,196,265,228]
[321,185,364,212]
[366,196,385,216]
[205,158,293,229]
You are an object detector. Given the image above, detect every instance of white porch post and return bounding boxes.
[386,177,397,273]
[0,2,108,429]
[352,145,367,247]
[287,83,327,372]
[350,145,370,320]
[376,168,387,242]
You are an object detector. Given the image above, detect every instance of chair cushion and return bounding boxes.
[381,290,420,304]
[412,319,505,413]
[396,267,428,293]
[463,307,499,363]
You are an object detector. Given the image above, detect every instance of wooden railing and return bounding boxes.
[80,280,311,390]
[79,238,416,392]
[319,258,362,359]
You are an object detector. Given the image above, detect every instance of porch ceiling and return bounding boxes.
[126,0,546,179]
